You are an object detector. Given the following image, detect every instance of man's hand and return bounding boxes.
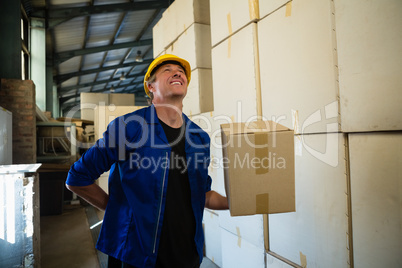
[205,190,229,210]
[66,183,109,211]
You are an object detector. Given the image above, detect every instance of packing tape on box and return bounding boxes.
[227,13,232,58]
[248,0,260,20]
[254,132,269,174]
[300,251,307,268]
[256,193,269,214]
[285,2,292,17]
[236,226,241,248]
[291,109,300,135]
[292,109,303,156]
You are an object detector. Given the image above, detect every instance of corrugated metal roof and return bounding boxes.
[25,0,171,113]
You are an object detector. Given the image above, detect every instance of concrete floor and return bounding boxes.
[40,204,219,268]
[40,205,100,268]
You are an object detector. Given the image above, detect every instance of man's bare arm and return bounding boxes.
[66,183,109,211]
[205,190,229,210]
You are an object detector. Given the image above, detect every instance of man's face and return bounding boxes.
[148,63,188,103]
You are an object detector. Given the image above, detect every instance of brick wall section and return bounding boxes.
[0,79,36,164]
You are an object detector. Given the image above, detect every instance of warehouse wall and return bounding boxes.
[0,79,37,164]
[153,0,401,267]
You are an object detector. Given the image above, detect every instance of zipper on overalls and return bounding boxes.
[152,151,169,254]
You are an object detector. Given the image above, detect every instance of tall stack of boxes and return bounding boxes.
[154,0,402,267]
[210,1,284,267]
[258,1,349,266]
[152,0,213,116]
[80,92,135,121]
[334,1,402,267]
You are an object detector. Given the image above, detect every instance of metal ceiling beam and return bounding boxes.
[31,1,170,28]
[55,58,152,84]
[54,35,151,65]
[94,10,127,93]
[59,70,146,94]
[112,9,162,92]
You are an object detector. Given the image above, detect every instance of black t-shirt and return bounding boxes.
[155,119,199,268]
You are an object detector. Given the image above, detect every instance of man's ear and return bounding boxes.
[147,82,155,92]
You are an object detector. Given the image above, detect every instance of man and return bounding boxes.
[66,54,228,268]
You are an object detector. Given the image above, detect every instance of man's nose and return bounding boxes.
[173,70,182,77]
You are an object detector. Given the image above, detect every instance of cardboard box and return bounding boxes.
[152,21,166,57]
[348,132,402,267]
[259,0,289,19]
[220,227,265,268]
[269,133,349,267]
[94,105,144,140]
[165,23,212,70]
[210,0,259,47]
[266,253,294,268]
[335,0,402,132]
[203,210,222,267]
[183,68,213,116]
[258,0,339,134]
[153,0,210,55]
[191,111,226,195]
[219,211,265,249]
[220,120,295,216]
[211,23,258,121]
[109,93,135,106]
[80,92,135,121]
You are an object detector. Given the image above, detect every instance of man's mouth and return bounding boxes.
[170,81,182,85]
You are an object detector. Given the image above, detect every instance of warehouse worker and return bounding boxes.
[66,54,229,268]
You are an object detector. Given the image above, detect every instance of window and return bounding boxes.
[21,6,30,80]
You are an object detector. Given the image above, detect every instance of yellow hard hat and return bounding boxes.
[143,54,191,97]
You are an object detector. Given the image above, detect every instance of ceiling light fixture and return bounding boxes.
[110,85,115,93]
[135,50,143,62]
[120,72,126,81]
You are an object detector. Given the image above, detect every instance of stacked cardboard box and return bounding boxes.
[80,92,135,121]
[93,105,144,140]
[153,0,210,56]
[208,0,402,267]
[335,3,402,267]
[152,0,213,116]
[348,133,402,268]
[209,1,297,266]
[258,0,339,134]
[335,0,402,132]
[203,209,222,267]
[154,0,402,267]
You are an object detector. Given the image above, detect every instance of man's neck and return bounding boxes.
[153,101,184,128]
